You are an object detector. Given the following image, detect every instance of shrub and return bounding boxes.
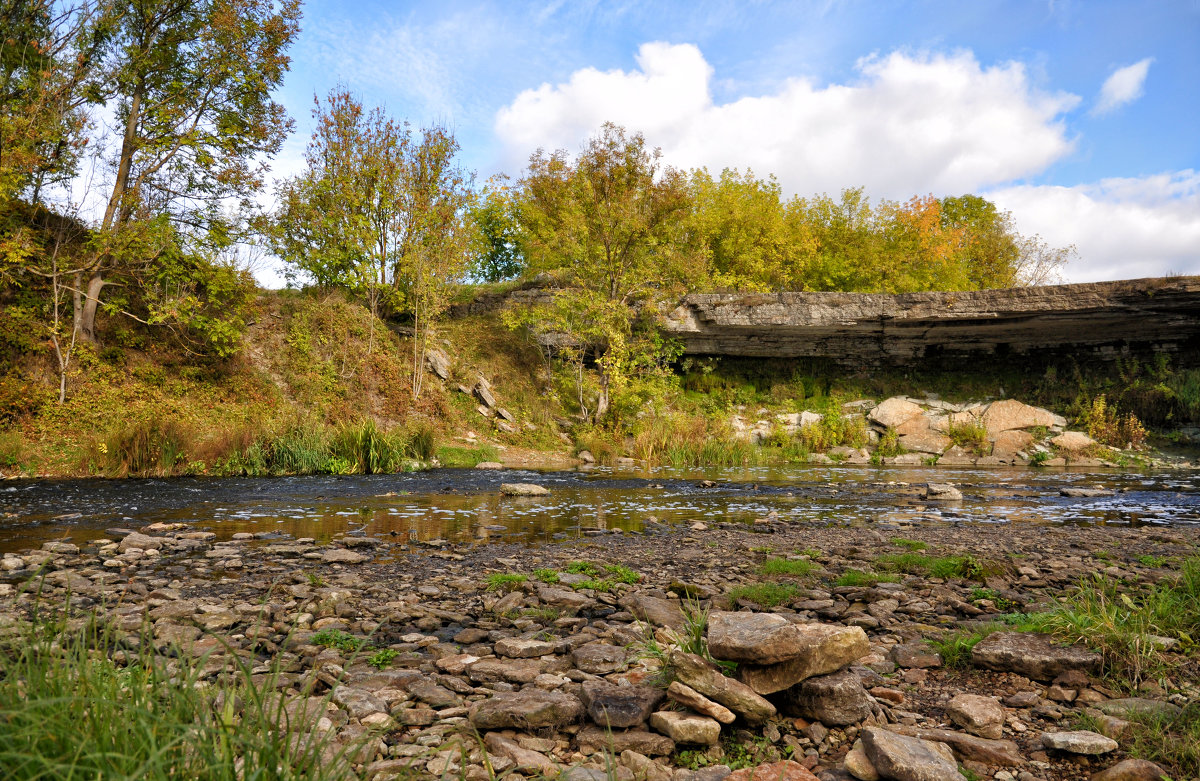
[1080,395,1148,449]
[947,421,990,455]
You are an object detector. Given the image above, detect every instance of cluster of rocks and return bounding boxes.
[1,515,1196,781]
[425,347,535,437]
[731,397,1124,468]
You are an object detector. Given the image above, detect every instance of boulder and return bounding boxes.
[648,711,721,745]
[1091,759,1171,781]
[118,532,163,552]
[424,348,451,380]
[1051,431,1097,452]
[500,483,549,496]
[736,624,870,694]
[889,726,1023,766]
[572,643,628,675]
[861,727,964,781]
[1095,698,1183,721]
[580,680,664,729]
[725,760,820,781]
[669,651,776,724]
[869,398,924,429]
[780,669,872,726]
[945,694,1005,740]
[1041,730,1119,755]
[469,689,583,730]
[971,632,1101,681]
[667,681,736,724]
[844,740,880,781]
[537,584,595,610]
[494,637,556,658]
[474,461,504,470]
[576,725,675,756]
[982,400,1057,434]
[920,484,962,502]
[991,429,1034,456]
[621,594,685,630]
[475,377,497,408]
[484,732,557,775]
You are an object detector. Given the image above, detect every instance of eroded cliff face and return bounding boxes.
[663,277,1200,365]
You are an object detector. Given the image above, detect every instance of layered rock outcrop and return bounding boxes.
[664,277,1200,365]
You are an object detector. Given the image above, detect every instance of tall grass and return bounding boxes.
[1032,556,1200,686]
[104,419,192,476]
[0,605,357,780]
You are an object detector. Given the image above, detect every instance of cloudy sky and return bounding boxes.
[264,0,1200,286]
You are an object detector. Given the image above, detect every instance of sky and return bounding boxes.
[258,0,1200,287]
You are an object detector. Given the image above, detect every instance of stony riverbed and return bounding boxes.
[1,488,1198,781]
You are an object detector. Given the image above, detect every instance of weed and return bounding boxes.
[927,627,1000,669]
[533,568,560,583]
[485,573,527,592]
[929,555,986,580]
[1080,395,1148,449]
[310,629,366,653]
[367,648,399,669]
[1138,554,1169,567]
[305,571,326,587]
[603,564,642,584]
[875,427,904,458]
[1122,702,1200,778]
[795,547,823,559]
[947,421,990,456]
[759,558,820,577]
[572,578,615,593]
[890,537,928,551]
[566,561,602,576]
[875,552,932,574]
[727,582,800,608]
[834,570,901,587]
[1029,450,1051,466]
[521,607,560,622]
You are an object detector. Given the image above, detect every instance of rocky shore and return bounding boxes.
[1,501,1197,781]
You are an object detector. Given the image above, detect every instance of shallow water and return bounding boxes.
[2,464,1198,555]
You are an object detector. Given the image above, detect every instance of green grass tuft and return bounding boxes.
[727,582,801,608]
[759,558,820,577]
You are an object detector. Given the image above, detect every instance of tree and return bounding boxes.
[469,178,525,283]
[273,88,407,353]
[689,168,794,292]
[77,0,300,343]
[517,122,693,422]
[273,92,477,397]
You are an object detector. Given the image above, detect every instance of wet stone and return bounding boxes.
[581,680,664,729]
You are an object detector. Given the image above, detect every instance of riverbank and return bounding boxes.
[2,502,1197,780]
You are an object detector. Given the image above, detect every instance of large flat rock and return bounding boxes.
[734,624,870,695]
[971,632,1101,681]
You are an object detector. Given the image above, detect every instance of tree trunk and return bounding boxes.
[79,271,105,342]
[594,371,610,423]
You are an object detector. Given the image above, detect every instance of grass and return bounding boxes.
[834,570,901,587]
[759,557,820,577]
[890,537,928,551]
[727,582,801,608]
[436,444,500,468]
[873,552,987,580]
[1122,703,1200,778]
[0,605,357,780]
[485,572,527,592]
[603,564,642,584]
[565,561,602,576]
[1029,556,1200,686]
[533,568,560,583]
[927,627,999,669]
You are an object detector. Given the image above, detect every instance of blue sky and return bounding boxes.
[262,0,1200,285]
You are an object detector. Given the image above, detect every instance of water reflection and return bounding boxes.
[1,464,1197,553]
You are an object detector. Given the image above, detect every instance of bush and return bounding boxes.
[947,421,990,455]
[1080,395,1148,449]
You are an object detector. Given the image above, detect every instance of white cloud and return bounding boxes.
[988,171,1200,281]
[1092,58,1153,116]
[494,43,1081,198]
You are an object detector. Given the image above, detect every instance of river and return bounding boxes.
[2,464,1198,555]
